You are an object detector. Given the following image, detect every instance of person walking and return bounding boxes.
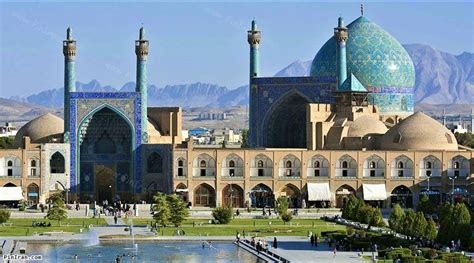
[114,214,118,224]
[273,237,278,249]
[310,234,315,247]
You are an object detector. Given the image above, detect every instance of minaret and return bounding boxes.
[471,108,474,134]
[247,20,261,147]
[248,19,261,81]
[334,16,348,90]
[63,27,76,141]
[442,108,446,126]
[135,27,149,142]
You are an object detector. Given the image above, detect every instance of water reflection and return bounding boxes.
[26,241,262,263]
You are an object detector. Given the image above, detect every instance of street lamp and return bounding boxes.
[449,175,458,205]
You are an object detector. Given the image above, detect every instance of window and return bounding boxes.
[445,133,453,144]
[177,159,185,177]
[285,161,292,168]
[31,168,37,176]
[369,161,376,169]
[314,170,320,176]
[229,160,235,167]
[370,170,376,177]
[342,170,348,177]
[314,161,320,168]
[178,168,184,176]
[454,161,460,169]
[426,162,432,169]
[426,170,432,177]
[50,152,65,173]
[7,160,13,176]
[200,160,206,168]
[178,160,183,167]
[257,160,264,168]
[398,170,404,177]
[31,160,36,167]
[397,162,404,169]
[258,169,264,177]
[342,161,348,169]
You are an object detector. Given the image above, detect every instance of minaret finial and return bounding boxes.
[67,27,72,40]
[139,27,145,40]
[361,3,364,16]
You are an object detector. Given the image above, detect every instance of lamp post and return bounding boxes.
[449,175,458,205]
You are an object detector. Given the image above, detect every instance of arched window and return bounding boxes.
[200,160,206,168]
[454,161,460,169]
[342,161,348,169]
[369,161,376,169]
[194,184,215,207]
[50,152,65,173]
[29,159,38,176]
[257,160,264,168]
[426,161,432,169]
[176,158,186,177]
[6,160,13,176]
[314,161,320,168]
[445,133,453,144]
[229,160,235,167]
[285,161,292,168]
[147,152,163,173]
[7,161,12,167]
[31,160,36,167]
[27,183,39,204]
[397,162,404,169]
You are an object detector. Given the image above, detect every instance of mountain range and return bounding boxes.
[6,43,474,110]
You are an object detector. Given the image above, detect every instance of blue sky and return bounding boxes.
[0,1,473,98]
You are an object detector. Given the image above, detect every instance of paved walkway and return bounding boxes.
[104,216,126,226]
[251,236,364,263]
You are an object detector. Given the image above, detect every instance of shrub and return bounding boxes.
[281,212,293,223]
[0,210,10,224]
[276,197,289,216]
[346,226,354,236]
[385,248,412,259]
[18,200,26,211]
[212,206,233,224]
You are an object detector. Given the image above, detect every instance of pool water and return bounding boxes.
[27,241,261,263]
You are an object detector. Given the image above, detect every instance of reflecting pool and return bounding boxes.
[26,241,261,263]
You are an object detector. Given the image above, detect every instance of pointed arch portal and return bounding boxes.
[78,107,134,202]
[263,91,310,148]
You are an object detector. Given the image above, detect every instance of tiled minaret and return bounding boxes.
[248,20,261,147]
[135,27,149,142]
[334,16,348,90]
[63,27,76,142]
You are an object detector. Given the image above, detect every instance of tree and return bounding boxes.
[166,194,189,227]
[342,195,358,220]
[371,207,385,227]
[276,197,289,217]
[153,193,170,227]
[389,204,405,232]
[416,195,434,215]
[401,209,416,237]
[424,218,437,241]
[0,137,14,149]
[45,192,67,225]
[212,205,233,224]
[413,211,428,238]
[0,210,11,224]
[451,203,471,248]
[240,129,249,148]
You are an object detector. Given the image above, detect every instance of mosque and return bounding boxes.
[0,11,472,209]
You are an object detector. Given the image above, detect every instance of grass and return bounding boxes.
[0,218,107,237]
[129,218,346,237]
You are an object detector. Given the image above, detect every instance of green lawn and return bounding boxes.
[0,218,107,237]
[127,218,346,237]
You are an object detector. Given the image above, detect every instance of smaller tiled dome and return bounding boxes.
[381,112,458,150]
[15,113,64,146]
[347,115,388,137]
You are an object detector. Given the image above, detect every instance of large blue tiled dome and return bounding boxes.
[310,16,415,114]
